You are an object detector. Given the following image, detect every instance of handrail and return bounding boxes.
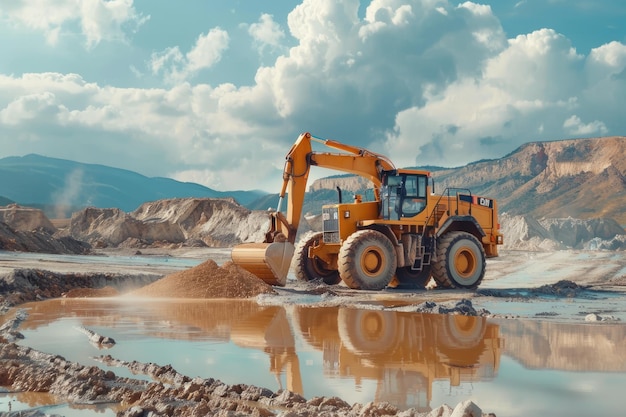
[423,187,473,230]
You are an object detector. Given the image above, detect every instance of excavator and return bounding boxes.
[231,132,503,290]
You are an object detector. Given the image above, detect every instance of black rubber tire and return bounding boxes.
[293,231,341,285]
[337,308,399,354]
[432,231,486,289]
[393,265,431,289]
[338,229,397,290]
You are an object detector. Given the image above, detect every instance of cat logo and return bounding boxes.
[478,197,493,208]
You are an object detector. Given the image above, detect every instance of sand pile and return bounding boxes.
[128,259,276,299]
[64,286,119,298]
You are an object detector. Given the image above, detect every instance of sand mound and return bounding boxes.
[128,259,276,299]
[64,286,120,298]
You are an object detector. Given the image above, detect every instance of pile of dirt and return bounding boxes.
[64,286,120,298]
[128,259,276,299]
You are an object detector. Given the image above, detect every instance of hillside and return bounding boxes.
[0,154,267,216]
[1,136,625,226]
[310,136,626,225]
[67,198,271,248]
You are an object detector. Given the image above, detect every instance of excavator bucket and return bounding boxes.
[231,242,295,286]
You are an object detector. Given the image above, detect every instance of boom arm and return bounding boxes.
[231,132,396,286]
[274,132,396,243]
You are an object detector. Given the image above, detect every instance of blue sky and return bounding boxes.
[1,0,625,193]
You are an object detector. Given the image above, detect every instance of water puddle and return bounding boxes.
[3,297,626,416]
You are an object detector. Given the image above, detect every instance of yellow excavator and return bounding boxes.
[232,132,503,290]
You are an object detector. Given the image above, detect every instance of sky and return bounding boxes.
[0,0,625,193]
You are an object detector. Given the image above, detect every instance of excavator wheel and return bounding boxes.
[337,308,399,354]
[432,231,486,289]
[391,265,431,289]
[338,229,397,290]
[292,231,341,285]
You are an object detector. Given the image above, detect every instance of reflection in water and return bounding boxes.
[14,298,501,412]
[9,297,626,416]
[500,320,626,371]
[294,307,501,411]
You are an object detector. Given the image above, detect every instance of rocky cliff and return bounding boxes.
[68,198,270,248]
[500,214,626,250]
[435,136,626,224]
[0,205,90,254]
[0,204,55,233]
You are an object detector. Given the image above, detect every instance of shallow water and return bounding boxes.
[4,297,626,416]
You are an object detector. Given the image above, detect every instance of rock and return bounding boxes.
[314,396,351,411]
[273,389,307,406]
[407,299,489,317]
[74,326,116,348]
[535,280,585,297]
[240,385,274,402]
[427,404,454,417]
[0,221,90,254]
[585,313,601,322]
[0,204,56,233]
[0,308,28,342]
[585,313,620,322]
[450,400,482,417]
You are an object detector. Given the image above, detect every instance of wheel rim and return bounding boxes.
[361,246,384,276]
[440,315,486,349]
[360,311,383,340]
[338,229,396,290]
[338,308,398,354]
[454,246,477,280]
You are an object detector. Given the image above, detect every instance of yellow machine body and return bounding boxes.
[231,132,503,290]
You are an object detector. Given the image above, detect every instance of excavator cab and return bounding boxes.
[381,171,428,220]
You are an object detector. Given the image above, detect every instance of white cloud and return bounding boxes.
[0,0,148,48]
[1,0,625,193]
[563,115,608,136]
[151,28,230,84]
[382,24,620,168]
[186,29,230,72]
[248,14,286,54]
[0,92,60,125]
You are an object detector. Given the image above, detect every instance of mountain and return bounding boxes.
[309,136,626,225]
[0,154,267,217]
[430,136,626,224]
[1,136,625,225]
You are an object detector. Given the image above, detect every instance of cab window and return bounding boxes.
[401,174,427,216]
